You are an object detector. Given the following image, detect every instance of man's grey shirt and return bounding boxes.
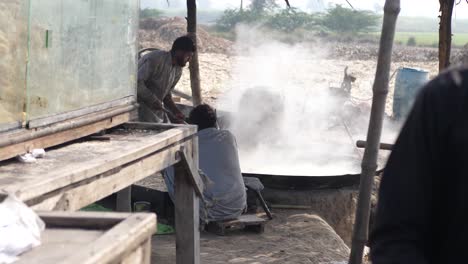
[137,50,182,122]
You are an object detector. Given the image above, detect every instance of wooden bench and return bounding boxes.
[16,211,156,264]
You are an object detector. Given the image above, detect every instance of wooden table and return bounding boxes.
[0,122,203,264]
[16,211,156,264]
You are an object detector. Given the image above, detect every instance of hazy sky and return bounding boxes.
[142,0,468,19]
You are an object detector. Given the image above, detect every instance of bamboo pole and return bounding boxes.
[438,0,455,71]
[187,0,203,106]
[348,1,400,264]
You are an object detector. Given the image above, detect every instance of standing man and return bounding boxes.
[137,36,195,123]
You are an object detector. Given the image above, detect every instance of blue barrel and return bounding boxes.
[393,67,429,120]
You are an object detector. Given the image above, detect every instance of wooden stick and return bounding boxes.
[356,140,393,151]
[172,89,193,101]
[348,1,400,264]
[177,148,204,198]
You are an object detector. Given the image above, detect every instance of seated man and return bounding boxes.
[163,104,247,222]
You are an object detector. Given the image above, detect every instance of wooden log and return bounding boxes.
[439,0,455,71]
[349,1,400,264]
[187,0,202,106]
[174,145,200,264]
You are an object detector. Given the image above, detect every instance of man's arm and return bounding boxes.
[163,70,184,120]
[369,72,461,264]
[163,93,184,121]
[137,56,163,110]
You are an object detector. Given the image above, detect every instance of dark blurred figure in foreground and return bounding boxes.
[370,67,468,263]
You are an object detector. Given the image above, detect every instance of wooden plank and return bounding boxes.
[174,145,200,264]
[1,126,196,203]
[28,96,135,128]
[15,229,104,264]
[0,111,132,161]
[37,211,130,229]
[116,186,132,212]
[122,121,197,131]
[29,141,190,211]
[61,213,156,264]
[223,214,266,225]
[0,104,136,147]
[120,244,143,264]
[141,239,152,264]
[178,147,204,197]
[0,121,22,133]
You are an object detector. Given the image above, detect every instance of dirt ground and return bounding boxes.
[151,209,349,264]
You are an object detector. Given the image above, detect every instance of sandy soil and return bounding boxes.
[152,210,349,264]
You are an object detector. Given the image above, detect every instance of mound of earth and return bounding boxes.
[453,43,468,66]
[139,17,232,54]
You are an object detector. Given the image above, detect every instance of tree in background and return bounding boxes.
[407,36,417,46]
[438,0,455,71]
[250,0,279,13]
[321,5,379,33]
[266,8,318,32]
[140,8,164,19]
[215,8,263,32]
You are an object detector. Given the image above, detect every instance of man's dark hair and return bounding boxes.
[189,104,217,131]
[171,36,196,53]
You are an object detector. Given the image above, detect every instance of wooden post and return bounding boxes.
[439,0,455,71]
[116,186,132,212]
[187,0,202,106]
[174,147,200,264]
[348,1,400,264]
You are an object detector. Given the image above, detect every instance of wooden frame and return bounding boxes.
[16,211,156,264]
[0,104,137,161]
[28,96,135,129]
[0,122,197,208]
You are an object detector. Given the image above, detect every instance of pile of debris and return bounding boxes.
[139,17,232,54]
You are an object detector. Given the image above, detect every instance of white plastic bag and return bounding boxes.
[0,194,45,264]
